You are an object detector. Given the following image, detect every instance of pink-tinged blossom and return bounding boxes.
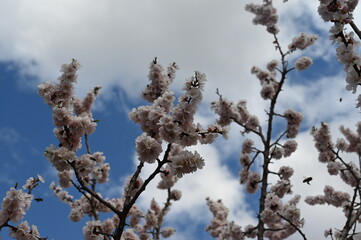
[198,123,226,145]
[267,60,278,72]
[336,40,361,67]
[242,139,254,154]
[288,33,318,52]
[284,109,303,125]
[9,221,40,240]
[169,150,205,177]
[57,170,73,188]
[145,209,157,228]
[344,66,361,94]
[251,66,277,85]
[77,154,96,180]
[101,218,115,235]
[270,179,292,198]
[271,146,284,160]
[44,145,74,172]
[339,124,361,154]
[83,220,102,240]
[135,133,162,164]
[50,182,73,204]
[284,109,303,138]
[305,185,350,207]
[318,0,358,22]
[261,208,279,224]
[244,224,257,238]
[312,123,335,159]
[340,162,361,187]
[170,189,182,201]
[22,175,44,192]
[245,115,260,132]
[1,188,33,223]
[240,153,251,167]
[324,228,332,238]
[150,198,161,215]
[38,59,80,108]
[278,166,294,180]
[69,200,86,222]
[295,56,313,71]
[211,98,239,126]
[283,140,297,157]
[245,2,279,34]
[246,172,260,194]
[121,229,140,240]
[153,90,175,113]
[52,107,72,127]
[260,82,276,100]
[172,71,206,130]
[129,205,143,227]
[142,59,177,103]
[161,227,176,238]
[123,176,144,198]
[236,100,251,124]
[129,105,165,140]
[327,161,342,175]
[205,198,235,238]
[159,115,181,143]
[74,86,100,116]
[157,167,179,189]
[92,163,110,184]
[239,168,249,184]
[177,125,198,147]
[336,138,348,151]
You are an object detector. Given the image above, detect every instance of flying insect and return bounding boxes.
[303,177,313,185]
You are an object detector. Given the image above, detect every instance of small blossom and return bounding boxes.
[242,139,254,154]
[283,140,298,157]
[240,153,251,167]
[295,56,313,71]
[135,133,162,163]
[246,172,260,194]
[161,227,176,238]
[288,33,318,52]
[1,188,33,222]
[267,60,278,72]
[271,146,284,160]
[170,150,205,177]
[83,220,102,240]
[245,2,279,34]
[278,166,294,180]
[170,189,182,201]
[9,221,40,240]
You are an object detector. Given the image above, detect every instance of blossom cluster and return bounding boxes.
[35,58,227,240]
[205,198,244,240]
[130,58,227,177]
[309,121,361,238]
[317,0,361,107]
[0,176,45,240]
[245,1,279,34]
[205,1,316,239]
[38,59,98,151]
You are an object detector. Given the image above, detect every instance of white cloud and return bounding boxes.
[0,0,327,102]
[134,144,256,239]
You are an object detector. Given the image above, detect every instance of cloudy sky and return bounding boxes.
[1,0,361,239]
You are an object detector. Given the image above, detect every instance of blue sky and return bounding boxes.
[1,1,361,239]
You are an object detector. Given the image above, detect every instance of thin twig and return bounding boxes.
[278,213,307,240]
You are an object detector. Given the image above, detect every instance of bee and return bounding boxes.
[303,177,313,185]
[34,198,44,202]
